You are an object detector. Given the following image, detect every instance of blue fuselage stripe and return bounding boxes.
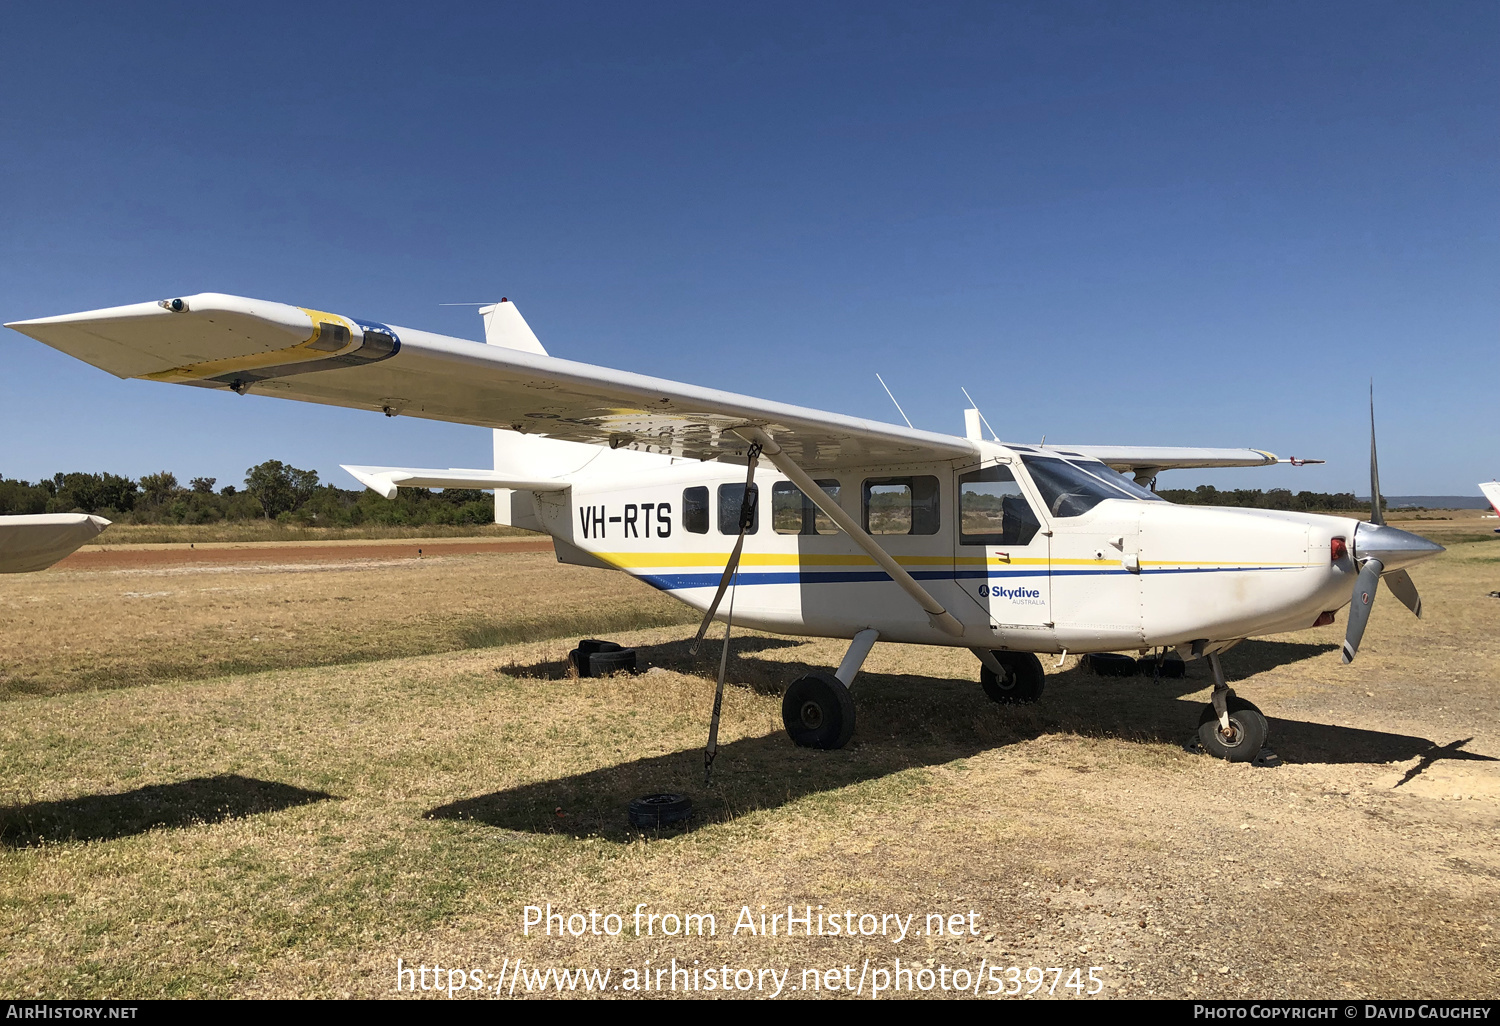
[637,564,1290,591]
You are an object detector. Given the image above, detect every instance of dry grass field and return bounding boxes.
[0,515,1497,999]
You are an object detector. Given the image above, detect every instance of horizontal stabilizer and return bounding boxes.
[341,465,570,500]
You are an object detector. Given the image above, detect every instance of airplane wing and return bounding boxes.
[7,293,974,468]
[1055,445,1322,479]
[0,514,110,573]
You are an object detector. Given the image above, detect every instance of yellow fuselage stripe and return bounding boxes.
[592,551,1317,571]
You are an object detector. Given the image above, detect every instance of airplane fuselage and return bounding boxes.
[530,441,1364,655]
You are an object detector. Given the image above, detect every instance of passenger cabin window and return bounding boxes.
[958,466,1041,546]
[862,476,940,535]
[718,482,759,534]
[683,487,709,534]
[772,480,842,535]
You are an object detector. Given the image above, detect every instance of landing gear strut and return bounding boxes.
[973,649,1046,704]
[1197,652,1268,762]
[782,628,877,750]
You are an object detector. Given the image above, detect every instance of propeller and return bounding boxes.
[1340,385,1443,663]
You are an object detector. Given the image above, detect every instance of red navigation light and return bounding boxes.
[1330,537,1348,563]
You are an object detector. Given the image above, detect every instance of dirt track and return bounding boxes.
[55,537,554,570]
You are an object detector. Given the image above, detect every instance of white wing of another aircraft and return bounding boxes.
[1480,481,1500,516]
[0,513,110,573]
[6,293,1286,474]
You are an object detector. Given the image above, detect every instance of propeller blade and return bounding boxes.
[1383,567,1422,618]
[1369,382,1385,527]
[1342,557,1384,664]
[689,448,761,654]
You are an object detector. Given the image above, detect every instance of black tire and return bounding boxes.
[628,793,693,829]
[1196,694,1268,763]
[587,648,637,676]
[1086,652,1138,678]
[782,671,856,749]
[569,640,633,677]
[980,652,1046,704]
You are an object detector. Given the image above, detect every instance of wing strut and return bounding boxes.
[734,426,965,638]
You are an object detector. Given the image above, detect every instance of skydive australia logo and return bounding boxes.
[979,584,1043,605]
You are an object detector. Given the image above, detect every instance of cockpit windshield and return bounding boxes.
[1020,455,1164,518]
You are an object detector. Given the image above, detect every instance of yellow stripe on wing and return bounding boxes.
[143,308,357,383]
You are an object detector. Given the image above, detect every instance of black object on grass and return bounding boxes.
[628,793,692,829]
[1086,652,1137,678]
[569,639,639,677]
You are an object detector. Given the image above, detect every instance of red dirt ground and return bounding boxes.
[56,538,554,570]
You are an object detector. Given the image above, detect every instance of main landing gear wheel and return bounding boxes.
[782,671,856,750]
[1196,693,1268,763]
[980,652,1046,704]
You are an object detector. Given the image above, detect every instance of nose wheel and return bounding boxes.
[1196,693,1268,761]
[1197,652,1268,762]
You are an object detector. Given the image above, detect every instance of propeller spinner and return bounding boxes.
[1341,387,1445,663]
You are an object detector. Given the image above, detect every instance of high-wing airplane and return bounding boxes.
[7,294,1444,764]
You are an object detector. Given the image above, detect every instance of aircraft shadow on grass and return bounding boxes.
[431,637,1492,841]
[0,774,336,848]
[498,634,808,696]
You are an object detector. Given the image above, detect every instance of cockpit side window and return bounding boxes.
[1020,455,1162,518]
[958,466,1040,545]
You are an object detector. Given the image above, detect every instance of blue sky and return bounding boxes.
[2,2,1495,495]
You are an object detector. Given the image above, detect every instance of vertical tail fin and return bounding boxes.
[480,299,678,529]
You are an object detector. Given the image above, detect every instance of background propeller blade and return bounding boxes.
[1369,382,1385,528]
[1383,567,1423,618]
[1342,557,1384,664]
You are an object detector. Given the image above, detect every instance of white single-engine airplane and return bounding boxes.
[7,295,1444,763]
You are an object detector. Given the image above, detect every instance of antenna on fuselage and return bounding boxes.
[875,373,914,429]
[959,387,1000,442]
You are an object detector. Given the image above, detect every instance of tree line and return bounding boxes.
[0,461,494,526]
[0,465,1376,525]
[1155,485,1369,512]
